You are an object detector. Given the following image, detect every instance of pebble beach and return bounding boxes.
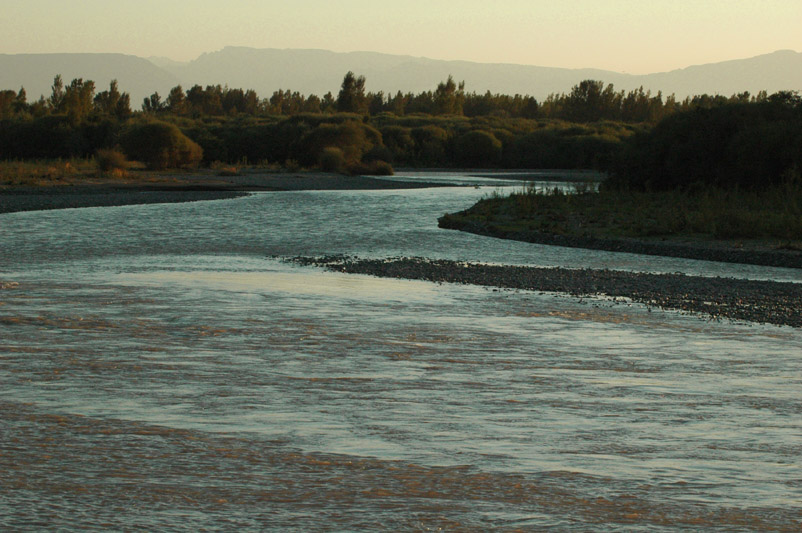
[293,256,802,328]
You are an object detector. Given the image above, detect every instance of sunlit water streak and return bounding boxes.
[1,177,801,530]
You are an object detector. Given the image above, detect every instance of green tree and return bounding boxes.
[48,74,65,112]
[142,91,164,114]
[434,75,465,115]
[63,78,95,124]
[13,87,28,115]
[564,80,619,122]
[336,71,367,113]
[94,79,120,114]
[166,85,187,115]
[0,90,15,119]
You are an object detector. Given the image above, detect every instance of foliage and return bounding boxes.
[606,95,802,190]
[95,148,129,173]
[0,158,95,186]
[337,72,368,114]
[444,182,802,242]
[453,130,502,167]
[2,73,798,179]
[346,159,394,176]
[119,120,203,170]
[319,146,346,173]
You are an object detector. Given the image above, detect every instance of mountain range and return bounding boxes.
[1,47,800,107]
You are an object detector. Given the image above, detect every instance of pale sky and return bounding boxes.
[2,0,800,74]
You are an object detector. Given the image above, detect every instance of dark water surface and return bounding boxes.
[1,176,801,530]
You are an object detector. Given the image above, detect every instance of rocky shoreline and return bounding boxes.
[438,217,802,270]
[292,256,802,328]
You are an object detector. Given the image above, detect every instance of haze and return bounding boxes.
[2,0,800,74]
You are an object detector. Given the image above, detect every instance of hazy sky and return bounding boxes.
[2,0,800,74]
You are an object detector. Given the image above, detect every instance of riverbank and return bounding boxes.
[438,188,802,269]
[0,171,445,214]
[292,256,802,328]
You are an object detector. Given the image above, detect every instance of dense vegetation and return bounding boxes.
[441,181,802,242]
[438,91,802,245]
[605,92,802,191]
[1,72,790,177]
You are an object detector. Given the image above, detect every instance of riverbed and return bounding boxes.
[1,174,800,530]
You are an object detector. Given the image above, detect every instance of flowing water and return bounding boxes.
[1,174,801,530]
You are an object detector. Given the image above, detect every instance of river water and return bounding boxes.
[1,174,800,530]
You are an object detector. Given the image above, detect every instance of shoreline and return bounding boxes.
[439,217,802,270]
[0,172,446,214]
[292,256,802,328]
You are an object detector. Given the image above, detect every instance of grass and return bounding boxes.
[0,159,96,186]
[0,158,190,187]
[441,180,802,246]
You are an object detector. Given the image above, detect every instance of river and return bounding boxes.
[1,173,800,530]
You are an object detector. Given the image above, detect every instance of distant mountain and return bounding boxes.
[160,47,802,101]
[1,48,800,107]
[0,53,179,105]
[636,50,802,98]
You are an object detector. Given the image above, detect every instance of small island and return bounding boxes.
[440,93,802,269]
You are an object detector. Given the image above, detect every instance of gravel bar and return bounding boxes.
[292,256,802,328]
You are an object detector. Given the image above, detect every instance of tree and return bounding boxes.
[49,74,65,112]
[337,71,367,113]
[94,80,132,120]
[115,93,132,120]
[142,92,164,114]
[434,75,465,115]
[13,87,28,115]
[62,78,95,124]
[563,80,619,122]
[166,85,187,115]
[0,90,15,119]
[94,79,120,113]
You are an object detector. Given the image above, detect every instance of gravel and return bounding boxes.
[292,256,802,328]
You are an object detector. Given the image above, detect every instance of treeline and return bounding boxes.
[606,91,802,191]
[2,72,777,124]
[1,72,798,182]
[0,73,643,170]
[140,75,780,124]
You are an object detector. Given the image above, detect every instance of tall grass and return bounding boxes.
[0,158,94,186]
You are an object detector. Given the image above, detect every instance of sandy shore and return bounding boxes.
[293,256,802,328]
[0,171,444,214]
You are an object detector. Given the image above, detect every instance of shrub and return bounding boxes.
[346,160,394,176]
[295,120,381,166]
[319,146,346,173]
[120,120,203,170]
[95,148,129,173]
[454,130,502,167]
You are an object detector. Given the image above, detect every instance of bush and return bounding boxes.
[454,130,502,167]
[346,159,394,176]
[95,148,129,173]
[319,146,346,173]
[295,120,381,166]
[120,120,203,170]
